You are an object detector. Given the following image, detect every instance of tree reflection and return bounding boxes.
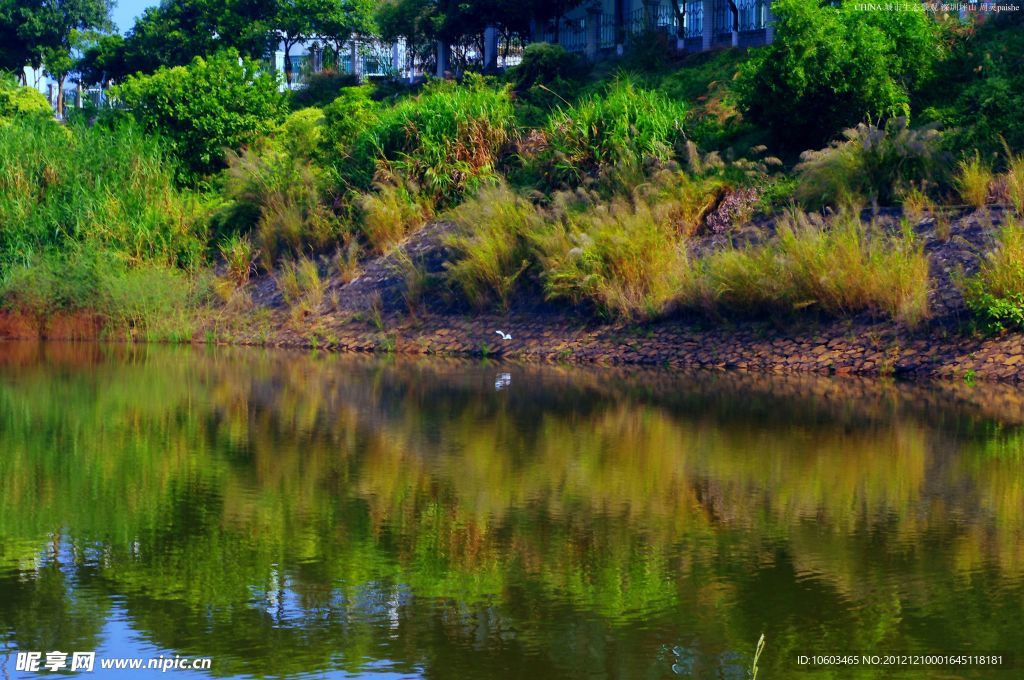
[0,344,1021,678]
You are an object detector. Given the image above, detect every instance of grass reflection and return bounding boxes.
[0,343,1021,678]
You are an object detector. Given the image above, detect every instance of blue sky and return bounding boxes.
[112,0,156,34]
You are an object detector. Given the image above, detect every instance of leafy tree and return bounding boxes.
[109,0,274,77]
[916,14,1024,158]
[114,49,287,181]
[76,32,129,84]
[0,0,111,81]
[0,1,34,75]
[272,0,341,86]
[376,0,436,72]
[316,0,377,60]
[736,0,943,149]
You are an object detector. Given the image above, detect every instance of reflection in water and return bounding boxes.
[0,342,1022,679]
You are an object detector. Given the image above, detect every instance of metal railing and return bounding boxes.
[683,1,703,38]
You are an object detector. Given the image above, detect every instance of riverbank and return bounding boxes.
[190,204,1024,383]
[5,206,1024,383]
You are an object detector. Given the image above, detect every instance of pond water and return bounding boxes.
[0,343,1021,679]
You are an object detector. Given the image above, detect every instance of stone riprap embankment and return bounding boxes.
[251,312,1024,383]
[204,206,1024,383]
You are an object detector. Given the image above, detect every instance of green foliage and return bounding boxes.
[0,75,52,123]
[321,85,381,161]
[794,118,946,208]
[106,0,276,77]
[115,49,287,181]
[505,43,586,118]
[508,43,585,92]
[290,70,360,109]
[532,76,687,191]
[963,218,1024,332]
[340,75,517,206]
[920,17,1024,160]
[278,106,326,159]
[0,116,205,268]
[1,0,111,76]
[737,0,943,148]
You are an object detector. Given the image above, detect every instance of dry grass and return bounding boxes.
[220,234,258,286]
[276,256,326,319]
[334,240,362,284]
[444,184,541,311]
[357,177,434,254]
[1005,146,1024,215]
[692,211,931,326]
[956,152,994,208]
[534,197,694,320]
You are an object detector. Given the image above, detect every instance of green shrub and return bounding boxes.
[290,70,360,109]
[278,107,325,160]
[321,86,381,161]
[963,218,1024,332]
[444,185,541,311]
[794,118,946,208]
[921,17,1024,159]
[115,49,287,181]
[534,76,687,191]
[737,0,943,148]
[0,75,53,122]
[505,43,587,118]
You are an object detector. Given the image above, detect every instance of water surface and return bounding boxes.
[0,343,1021,678]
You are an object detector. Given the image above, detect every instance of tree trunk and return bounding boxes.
[670,0,686,41]
[56,75,66,120]
[284,40,294,86]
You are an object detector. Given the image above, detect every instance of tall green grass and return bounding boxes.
[1,249,203,340]
[0,117,207,267]
[963,218,1024,332]
[0,117,208,336]
[532,76,687,190]
[339,75,517,206]
[795,119,946,209]
[220,145,341,269]
[444,185,541,311]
